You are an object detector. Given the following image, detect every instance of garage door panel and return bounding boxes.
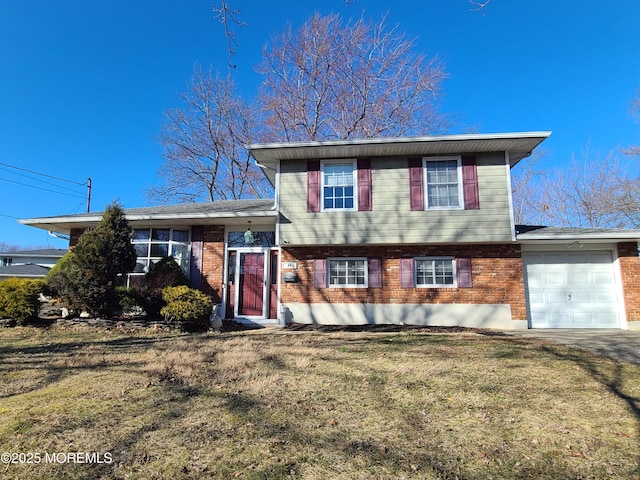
[545,273,567,285]
[547,291,568,305]
[594,292,616,305]
[592,272,615,284]
[524,250,620,329]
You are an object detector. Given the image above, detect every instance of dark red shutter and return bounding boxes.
[368,258,382,288]
[461,155,479,210]
[189,225,204,289]
[307,160,321,213]
[313,259,327,288]
[456,258,473,288]
[408,157,424,211]
[400,258,415,288]
[357,158,372,211]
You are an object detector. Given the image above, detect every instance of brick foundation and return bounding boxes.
[280,244,527,320]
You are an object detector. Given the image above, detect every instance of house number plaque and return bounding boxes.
[282,262,297,270]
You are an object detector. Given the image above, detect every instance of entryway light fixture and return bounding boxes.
[244,221,255,245]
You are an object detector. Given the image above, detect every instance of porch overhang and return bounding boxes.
[19,199,278,236]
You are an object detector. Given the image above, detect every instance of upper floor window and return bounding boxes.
[131,228,190,275]
[409,155,478,211]
[425,158,462,208]
[322,161,356,211]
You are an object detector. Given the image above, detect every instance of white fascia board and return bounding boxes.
[248,131,553,151]
[124,211,278,222]
[20,210,278,225]
[518,233,640,242]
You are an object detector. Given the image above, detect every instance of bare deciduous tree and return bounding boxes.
[512,147,640,228]
[510,149,546,225]
[148,67,271,204]
[469,0,492,14]
[256,13,449,142]
[212,0,246,70]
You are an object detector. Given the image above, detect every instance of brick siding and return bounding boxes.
[618,242,640,324]
[200,225,225,303]
[280,244,527,320]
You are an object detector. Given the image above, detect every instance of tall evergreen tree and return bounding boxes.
[50,202,136,317]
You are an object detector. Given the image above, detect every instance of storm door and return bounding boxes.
[238,252,265,316]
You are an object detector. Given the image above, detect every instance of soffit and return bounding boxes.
[249,132,551,184]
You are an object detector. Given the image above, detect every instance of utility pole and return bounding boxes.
[87,178,92,212]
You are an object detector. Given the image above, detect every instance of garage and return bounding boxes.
[523,250,622,328]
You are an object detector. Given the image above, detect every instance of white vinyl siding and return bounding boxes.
[279,153,513,244]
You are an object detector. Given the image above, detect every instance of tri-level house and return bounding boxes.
[20,132,640,330]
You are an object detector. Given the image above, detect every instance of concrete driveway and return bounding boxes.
[504,329,640,365]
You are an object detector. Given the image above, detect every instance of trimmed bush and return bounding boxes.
[116,286,143,316]
[160,285,213,331]
[0,278,46,325]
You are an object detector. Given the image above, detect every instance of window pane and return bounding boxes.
[171,244,188,263]
[329,259,365,286]
[323,163,355,210]
[134,244,149,257]
[132,229,150,241]
[416,259,454,286]
[426,160,459,208]
[150,243,169,257]
[172,230,189,242]
[228,231,275,247]
[133,259,148,273]
[152,229,170,241]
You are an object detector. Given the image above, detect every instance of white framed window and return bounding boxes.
[322,160,356,211]
[131,228,190,275]
[424,157,463,208]
[415,257,456,287]
[328,257,367,287]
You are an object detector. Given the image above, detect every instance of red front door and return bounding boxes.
[238,253,264,316]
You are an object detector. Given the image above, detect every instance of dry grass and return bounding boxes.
[0,326,639,479]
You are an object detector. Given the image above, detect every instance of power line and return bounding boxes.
[0,161,87,186]
[0,166,85,194]
[0,212,20,220]
[0,176,86,199]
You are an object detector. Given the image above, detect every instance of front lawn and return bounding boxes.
[0,327,638,479]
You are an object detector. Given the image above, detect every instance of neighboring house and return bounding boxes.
[19,132,640,330]
[0,248,66,280]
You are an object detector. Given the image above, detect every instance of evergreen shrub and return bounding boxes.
[0,278,46,325]
[161,285,212,331]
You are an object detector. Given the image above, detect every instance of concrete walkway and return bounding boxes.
[504,329,640,365]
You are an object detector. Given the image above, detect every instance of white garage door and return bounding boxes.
[523,251,621,328]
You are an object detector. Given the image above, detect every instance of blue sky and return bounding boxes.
[1,0,639,248]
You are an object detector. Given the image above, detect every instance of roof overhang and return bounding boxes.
[19,203,278,236]
[249,131,552,184]
[516,226,640,245]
